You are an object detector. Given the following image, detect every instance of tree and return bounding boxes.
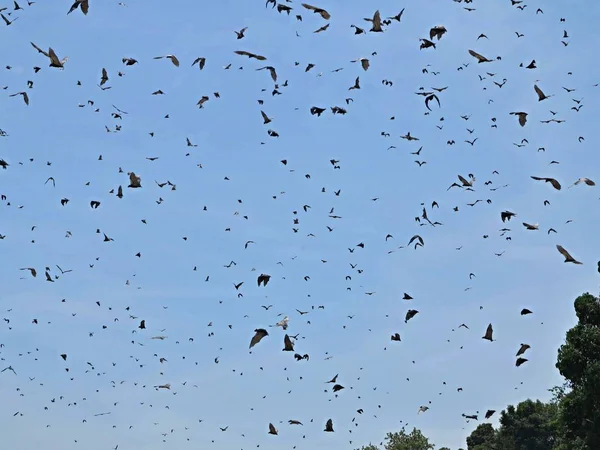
[495,399,560,449]
[465,400,560,450]
[359,445,380,450]
[555,292,600,449]
[547,383,568,404]
[383,427,435,450]
[466,423,497,449]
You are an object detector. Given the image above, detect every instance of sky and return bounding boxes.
[1,0,599,449]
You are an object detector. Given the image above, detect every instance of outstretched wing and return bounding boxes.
[556,245,571,260]
[534,84,547,100]
[372,10,381,28]
[30,41,49,58]
[301,3,330,19]
[468,49,487,62]
[235,50,266,60]
[249,329,268,349]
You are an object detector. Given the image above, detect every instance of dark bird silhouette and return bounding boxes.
[9,91,29,105]
[482,323,494,341]
[405,309,419,323]
[283,334,294,351]
[366,10,383,32]
[153,54,180,67]
[234,50,267,61]
[516,343,530,356]
[510,111,528,126]
[556,245,582,265]
[531,176,561,190]
[268,423,278,435]
[257,274,271,286]
[301,3,330,20]
[534,84,553,101]
[501,211,516,222]
[30,42,68,68]
[67,0,88,15]
[468,49,492,63]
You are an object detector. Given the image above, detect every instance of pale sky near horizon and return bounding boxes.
[1,1,599,449]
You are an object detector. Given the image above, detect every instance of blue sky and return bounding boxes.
[1,0,599,449]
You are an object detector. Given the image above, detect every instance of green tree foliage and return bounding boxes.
[495,399,560,449]
[359,444,380,450]
[465,400,560,450]
[547,383,568,404]
[383,428,435,450]
[466,423,497,450]
[555,292,600,449]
